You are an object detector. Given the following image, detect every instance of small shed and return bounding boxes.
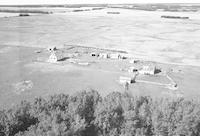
[48,51,64,63]
[90,52,99,57]
[139,65,155,75]
[119,76,134,84]
[128,66,138,73]
[47,46,57,52]
[110,53,121,59]
[99,53,109,59]
[129,59,139,64]
[120,54,128,59]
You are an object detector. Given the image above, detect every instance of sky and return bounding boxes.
[0,0,200,5]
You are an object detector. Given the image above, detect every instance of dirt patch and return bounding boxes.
[25,62,77,73]
[13,80,33,94]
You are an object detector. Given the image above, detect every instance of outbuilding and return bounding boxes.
[110,53,121,59]
[119,76,135,84]
[47,46,57,52]
[90,52,99,57]
[129,59,139,64]
[120,54,128,59]
[139,65,156,75]
[128,66,138,73]
[99,53,109,59]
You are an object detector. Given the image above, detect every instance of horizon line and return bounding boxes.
[0,3,200,5]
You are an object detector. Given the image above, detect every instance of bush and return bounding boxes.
[1,90,200,136]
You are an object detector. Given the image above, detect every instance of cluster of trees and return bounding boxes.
[1,90,200,136]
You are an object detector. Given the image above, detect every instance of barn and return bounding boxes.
[99,53,109,59]
[110,53,121,59]
[139,65,156,75]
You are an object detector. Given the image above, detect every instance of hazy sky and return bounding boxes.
[0,0,200,5]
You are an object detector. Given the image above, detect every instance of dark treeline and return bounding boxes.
[0,90,200,136]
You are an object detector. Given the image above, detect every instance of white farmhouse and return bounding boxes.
[48,51,64,63]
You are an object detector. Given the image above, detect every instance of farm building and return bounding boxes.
[99,53,109,59]
[119,76,135,84]
[47,46,57,52]
[128,66,138,73]
[129,59,139,64]
[90,52,99,57]
[139,65,156,75]
[120,54,128,59]
[110,53,121,59]
[48,51,64,63]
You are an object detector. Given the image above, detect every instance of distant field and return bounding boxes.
[0,7,70,14]
[0,7,200,66]
[0,3,200,12]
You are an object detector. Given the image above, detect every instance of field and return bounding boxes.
[1,7,200,66]
[0,6,200,109]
